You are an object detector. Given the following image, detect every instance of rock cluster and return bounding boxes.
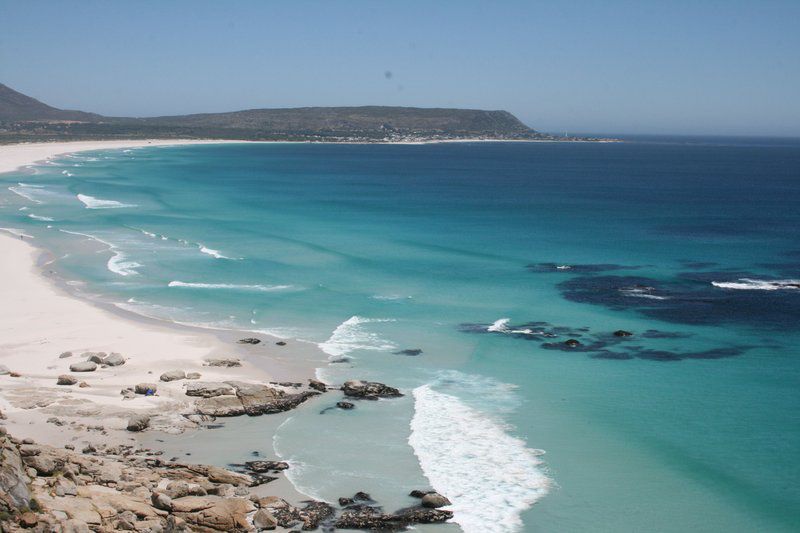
[193,381,320,418]
[0,431,454,531]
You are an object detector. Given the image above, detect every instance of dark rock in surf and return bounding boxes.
[394,348,423,356]
[336,401,355,410]
[243,460,288,473]
[237,338,261,345]
[308,379,328,392]
[613,330,633,337]
[342,380,403,400]
[421,492,451,508]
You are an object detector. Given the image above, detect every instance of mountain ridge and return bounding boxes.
[0,83,570,142]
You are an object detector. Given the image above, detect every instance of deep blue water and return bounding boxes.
[1,139,799,532]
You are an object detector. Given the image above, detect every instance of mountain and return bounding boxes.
[0,83,102,122]
[0,82,556,142]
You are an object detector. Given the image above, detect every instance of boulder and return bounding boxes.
[57,375,78,386]
[185,382,234,398]
[126,414,150,432]
[181,498,255,531]
[253,508,277,530]
[159,370,186,382]
[237,338,261,345]
[151,491,173,511]
[421,492,451,508]
[104,352,125,366]
[19,511,37,528]
[22,455,57,476]
[336,401,355,410]
[342,380,403,399]
[69,361,97,372]
[134,383,158,395]
[83,352,107,364]
[308,379,328,392]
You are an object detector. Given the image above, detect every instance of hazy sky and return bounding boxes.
[2,1,799,136]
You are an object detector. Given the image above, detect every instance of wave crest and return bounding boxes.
[168,281,294,292]
[77,194,137,209]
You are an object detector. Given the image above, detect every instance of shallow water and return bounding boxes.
[2,139,799,532]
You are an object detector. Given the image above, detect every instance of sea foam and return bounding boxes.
[319,316,397,359]
[168,281,293,292]
[409,377,550,533]
[77,194,137,209]
[59,229,141,276]
[198,244,236,259]
[711,278,800,291]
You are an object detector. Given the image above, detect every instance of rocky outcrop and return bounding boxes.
[0,436,31,514]
[342,380,403,400]
[185,382,234,398]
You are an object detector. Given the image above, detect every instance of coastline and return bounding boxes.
[0,140,331,508]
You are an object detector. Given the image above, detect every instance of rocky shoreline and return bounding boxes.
[0,426,453,531]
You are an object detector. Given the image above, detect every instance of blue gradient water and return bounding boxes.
[1,140,799,532]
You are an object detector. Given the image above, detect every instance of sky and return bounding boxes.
[1,0,799,136]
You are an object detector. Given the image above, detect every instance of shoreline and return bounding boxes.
[0,140,333,508]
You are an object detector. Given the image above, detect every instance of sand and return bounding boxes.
[0,140,321,451]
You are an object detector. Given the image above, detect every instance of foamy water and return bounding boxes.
[77,193,137,209]
[59,229,141,276]
[318,315,397,359]
[712,278,800,290]
[168,281,294,292]
[410,381,550,533]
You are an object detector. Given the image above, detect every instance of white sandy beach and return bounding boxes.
[0,141,314,447]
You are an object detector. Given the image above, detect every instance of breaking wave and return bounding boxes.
[27,214,54,222]
[8,185,43,204]
[168,281,294,292]
[318,316,397,360]
[409,373,550,533]
[198,244,236,259]
[77,194,137,209]
[59,229,141,276]
[711,278,800,291]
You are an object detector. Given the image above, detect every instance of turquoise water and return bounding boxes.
[1,140,799,532]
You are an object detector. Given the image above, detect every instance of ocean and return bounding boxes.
[1,139,799,532]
